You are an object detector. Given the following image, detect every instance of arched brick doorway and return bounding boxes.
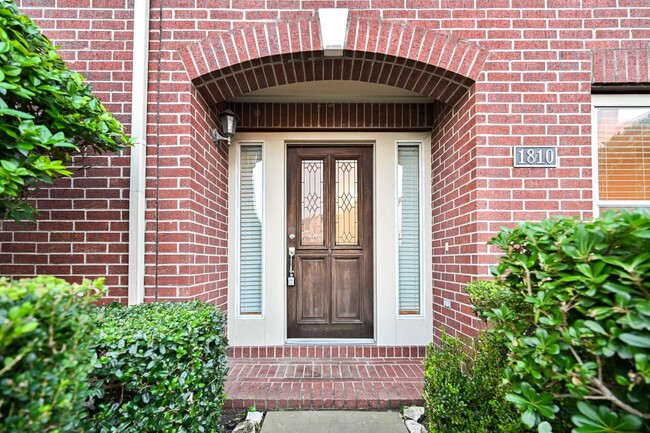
[181,17,487,105]
[180,15,487,345]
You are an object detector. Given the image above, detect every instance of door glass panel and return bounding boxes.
[397,145,421,315]
[301,160,324,245]
[335,159,358,246]
[240,145,263,315]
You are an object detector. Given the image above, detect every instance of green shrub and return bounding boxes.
[489,210,650,432]
[423,329,522,433]
[465,279,573,433]
[0,276,103,433]
[90,301,229,433]
[465,279,529,321]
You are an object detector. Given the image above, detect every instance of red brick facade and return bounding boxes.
[1,1,135,300]
[2,0,650,340]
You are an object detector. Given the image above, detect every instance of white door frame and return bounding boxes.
[227,131,433,346]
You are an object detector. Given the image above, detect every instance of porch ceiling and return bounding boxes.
[231,80,436,104]
[193,51,474,107]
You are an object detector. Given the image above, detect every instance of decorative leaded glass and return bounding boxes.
[335,159,358,245]
[301,160,324,245]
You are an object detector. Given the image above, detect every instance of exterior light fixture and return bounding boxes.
[318,8,349,57]
[211,108,240,145]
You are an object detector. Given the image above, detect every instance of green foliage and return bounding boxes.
[0,280,230,432]
[466,279,530,321]
[0,276,103,433]
[572,402,644,433]
[90,301,229,433]
[0,0,132,221]
[488,210,650,432]
[423,329,522,433]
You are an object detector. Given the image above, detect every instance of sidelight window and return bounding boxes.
[397,144,422,316]
[593,95,650,214]
[239,145,263,315]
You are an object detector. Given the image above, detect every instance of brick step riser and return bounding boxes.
[228,345,427,359]
[224,397,424,411]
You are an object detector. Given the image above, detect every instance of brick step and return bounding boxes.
[228,345,427,359]
[224,353,425,410]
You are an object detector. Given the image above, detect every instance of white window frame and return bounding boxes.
[236,141,265,319]
[395,140,425,318]
[592,94,650,216]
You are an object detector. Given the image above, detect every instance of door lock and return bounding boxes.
[287,247,296,286]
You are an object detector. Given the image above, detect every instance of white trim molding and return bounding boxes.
[127,0,150,305]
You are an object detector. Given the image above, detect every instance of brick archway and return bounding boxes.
[180,17,488,106]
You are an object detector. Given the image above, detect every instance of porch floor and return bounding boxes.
[224,346,426,411]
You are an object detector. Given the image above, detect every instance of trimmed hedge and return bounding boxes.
[423,326,522,433]
[0,276,103,432]
[90,301,229,433]
[1,278,230,433]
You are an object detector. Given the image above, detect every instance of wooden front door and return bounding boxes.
[287,146,373,339]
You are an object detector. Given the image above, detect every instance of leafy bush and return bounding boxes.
[0,0,131,221]
[488,210,650,432]
[466,279,573,433]
[90,301,229,433]
[423,328,522,433]
[466,279,530,322]
[0,276,103,432]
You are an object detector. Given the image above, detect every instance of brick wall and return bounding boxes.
[1,0,135,302]
[430,87,482,339]
[2,0,649,338]
[141,8,230,306]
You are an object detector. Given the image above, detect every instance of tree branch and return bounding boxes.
[524,267,532,297]
[589,376,650,420]
[568,345,584,367]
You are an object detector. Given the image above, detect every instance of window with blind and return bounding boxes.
[595,97,650,213]
[239,145,263,315]
[397,145,421,316]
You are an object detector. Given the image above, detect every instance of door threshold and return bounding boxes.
[286,338,376,345]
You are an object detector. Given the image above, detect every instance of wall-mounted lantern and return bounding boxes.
[211,108,240,145]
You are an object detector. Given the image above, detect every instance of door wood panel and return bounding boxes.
[296,256,329,323]
[332,255,362,323]
[287,145,373,339]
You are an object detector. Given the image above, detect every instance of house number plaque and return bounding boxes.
[513,146,558,168]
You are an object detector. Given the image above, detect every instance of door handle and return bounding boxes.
[287,247,295,286]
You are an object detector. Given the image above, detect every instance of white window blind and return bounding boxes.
[597,107,650,205]
[239,145,263,315]
[398,145,421,315]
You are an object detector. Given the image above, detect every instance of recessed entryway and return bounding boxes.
[228,132,432,347]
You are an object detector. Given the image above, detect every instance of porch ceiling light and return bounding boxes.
[318,8,349,57]
[211,108,240,145]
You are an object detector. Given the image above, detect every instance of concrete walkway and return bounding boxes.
[262,411,407,433]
